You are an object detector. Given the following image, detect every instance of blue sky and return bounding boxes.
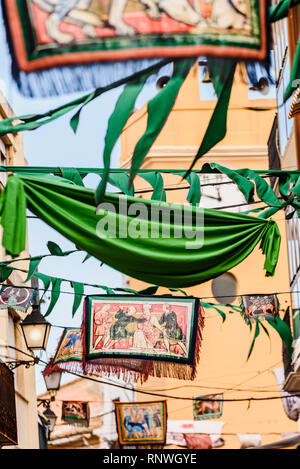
[0,11,163,394]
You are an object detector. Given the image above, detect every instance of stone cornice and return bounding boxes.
[120,145,268,169]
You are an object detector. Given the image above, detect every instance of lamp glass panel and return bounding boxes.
[22,323,50,350]
[44,371,61,391]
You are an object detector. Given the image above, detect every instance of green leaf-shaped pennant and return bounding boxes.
[71,281,84,317]
[247,320,260,361]
[44,277,62,317]
[25,257,42,282]
[47,241,64,256]
[0,265,13,282]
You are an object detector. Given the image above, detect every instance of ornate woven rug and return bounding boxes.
[82,294,204,380]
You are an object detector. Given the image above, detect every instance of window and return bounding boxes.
[198,60,217,101]
[272,17,293,156]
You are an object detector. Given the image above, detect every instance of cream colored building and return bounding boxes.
[39,376,135,449]
[0,92,39,449]
[272,5,300,350]
[119,61,299,449]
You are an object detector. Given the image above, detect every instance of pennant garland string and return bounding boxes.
[0,264,188,317]
[0,164,300,218]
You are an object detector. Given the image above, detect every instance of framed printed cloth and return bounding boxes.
[62,401,90,426]
[82,295,204,380]
[0,285,36,313]
[193,394,223,420]
[241,294,279,321]
[115,401,167,446]
[3,0,268,74]
[43,327,154,383]
[51,328,83,368]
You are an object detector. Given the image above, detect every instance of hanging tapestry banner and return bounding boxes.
[43,327,153,383]
[61,401,90,427]
[241,294,279,321]
[193,393,223,420]
[114,400,167,446]
[0,285,37,313]
[49,327,82,368]
[3,0,267,75]
[82,295,204,380]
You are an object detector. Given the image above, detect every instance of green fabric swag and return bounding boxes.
[0,174,281,288]
[269,0,300,23]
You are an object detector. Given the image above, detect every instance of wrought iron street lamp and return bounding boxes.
[43,405,57,433]
[21,305,51,351]
[43,371,62,394]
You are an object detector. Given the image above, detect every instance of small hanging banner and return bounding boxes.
[43,327,153,383]
[61,401,90,427]
[184,433,212,449]
[114,401,167,446]
[82,295,204,381]
[241,294,279,321]
[193,394,223,420]
[0,285,36,313]
[3,0,267,76]
[48,327,82,371]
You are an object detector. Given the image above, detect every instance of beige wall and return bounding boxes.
[119,64,298,449]
[0,91,39,449]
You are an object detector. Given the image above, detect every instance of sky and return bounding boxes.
[0,11,163,395]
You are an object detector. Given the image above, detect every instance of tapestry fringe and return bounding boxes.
[13,60,172,98]
[0,0,172,98]
[80,302,205,382]
[43,355,149,384]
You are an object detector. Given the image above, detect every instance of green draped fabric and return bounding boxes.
[0,174,281,288]
[269,0,300,23]
[2,163,300,215]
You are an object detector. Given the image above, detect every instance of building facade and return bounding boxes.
[119,59,298,449]
[272,4,300,347]
[0,92,39,449]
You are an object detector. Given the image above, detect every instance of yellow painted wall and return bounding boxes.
[0,92,39,449]
[119,64,298,449]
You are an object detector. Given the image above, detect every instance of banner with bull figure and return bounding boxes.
[2,0,267,96]
[62,401,90,426]
[193,393,223,420]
